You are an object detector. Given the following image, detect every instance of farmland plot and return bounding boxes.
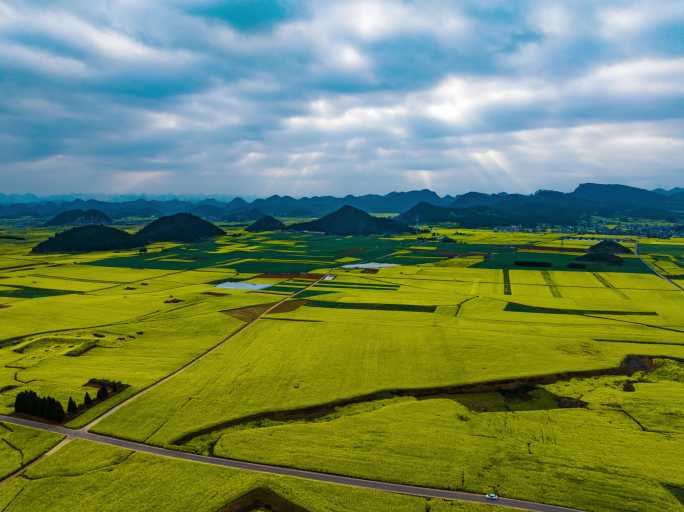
[1,227,684,512]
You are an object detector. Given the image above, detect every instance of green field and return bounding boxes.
[0,439,517,512]
[0,423,62,479]
[1,225,683,511]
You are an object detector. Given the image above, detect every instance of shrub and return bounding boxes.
[96,386,109,401]
[67,397,78,415]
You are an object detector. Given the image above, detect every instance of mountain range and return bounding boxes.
[400,184,684,227]
[3,184,684,227]
[44,209,112,226]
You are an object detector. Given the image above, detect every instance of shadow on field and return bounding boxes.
[665,485,684,507]
[218,487,310,512]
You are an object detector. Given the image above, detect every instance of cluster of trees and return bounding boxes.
[69,381,125,415]
[14,391,65,422]
[15,380,126,423]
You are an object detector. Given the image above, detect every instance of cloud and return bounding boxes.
[1,0,683,196]
[0,3,193,67]
[598,2,684,38]
[574,57,684,96]
[0,42,88,77]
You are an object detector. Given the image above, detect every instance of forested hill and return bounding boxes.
[32,213,225,253]
[289,206,414,235]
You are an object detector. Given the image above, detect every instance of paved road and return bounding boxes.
[0,414,583,512]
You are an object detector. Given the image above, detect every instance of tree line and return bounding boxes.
[14,381,126,423]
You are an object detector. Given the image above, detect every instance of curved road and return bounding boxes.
[0,414,583,512]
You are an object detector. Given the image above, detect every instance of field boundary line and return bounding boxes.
[83,275,328,432]
[638,255,684,294]
[0,436,71,484]
[591,272,628,299]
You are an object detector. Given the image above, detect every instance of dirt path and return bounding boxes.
[0,436,72,482]
[84,275,329,432]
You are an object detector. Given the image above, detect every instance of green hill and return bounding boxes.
[31,225,139,254]
[588,240,632,254]
[246,215,285,232]
[289,205,413,235]
[576,252,624,265]
[136,213,225,243]
[398,202,459,224]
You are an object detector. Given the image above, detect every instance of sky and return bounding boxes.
[1,0,684,197]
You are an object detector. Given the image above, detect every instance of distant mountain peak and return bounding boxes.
[44,209,111,227]
[289,205,413,235]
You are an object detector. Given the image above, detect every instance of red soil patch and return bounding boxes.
[270,300,305,314]
[341,247,363,257]
[222,302,277,322]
